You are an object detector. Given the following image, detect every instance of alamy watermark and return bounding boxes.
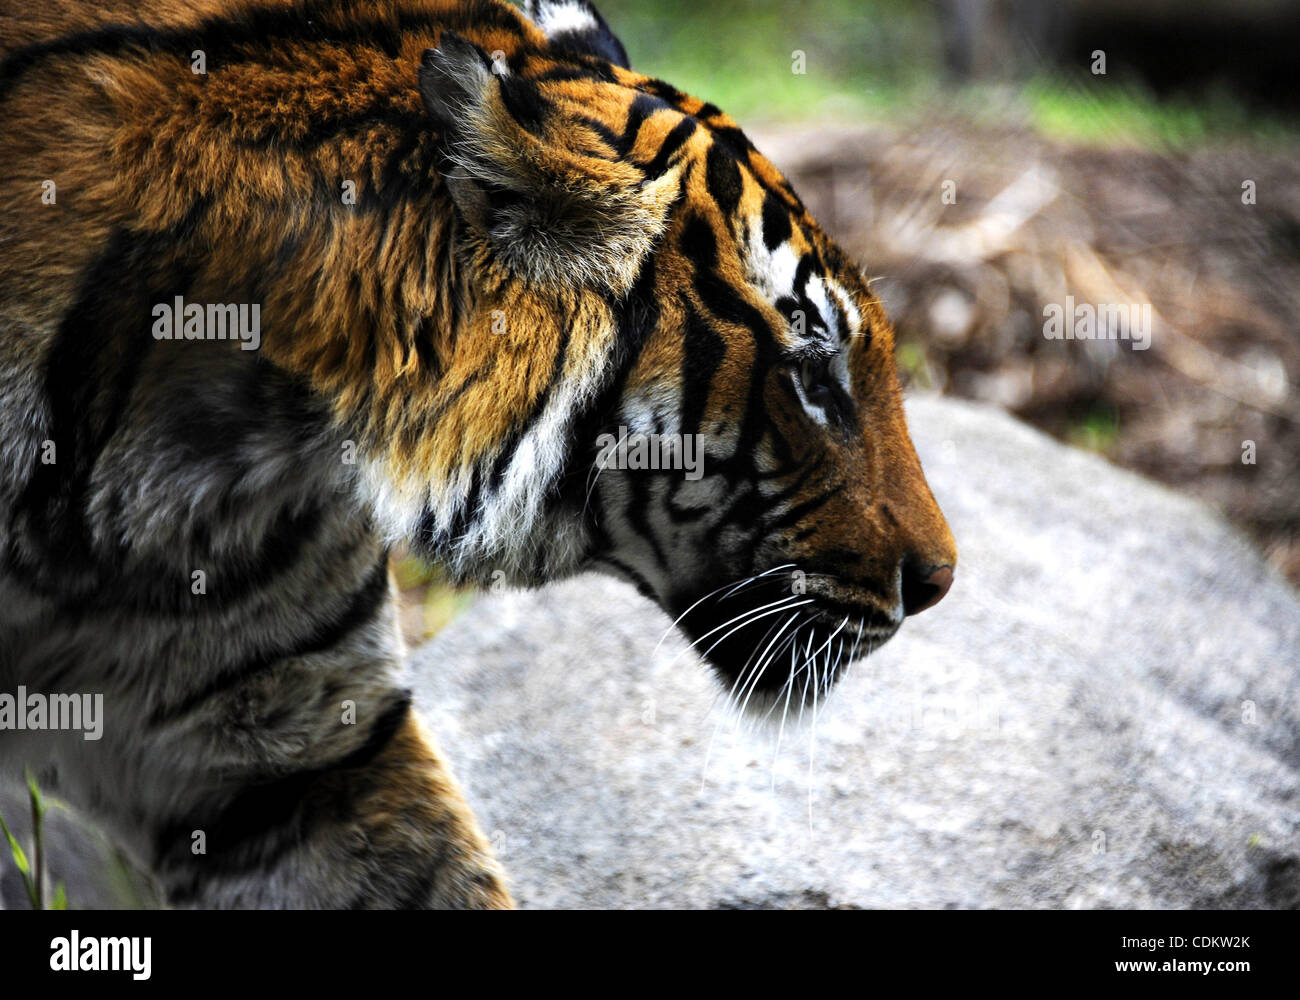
[151,295,261,351]
[595,426,704,481]
[0,687,103,741]
[50,932,150,980]
[1043,296,1151,350]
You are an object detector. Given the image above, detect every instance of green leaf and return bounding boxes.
[0,809,31,877]
[51,883,68,910]
[26,769,46,822]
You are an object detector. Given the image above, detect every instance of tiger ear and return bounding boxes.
[419,36,679,293]
[419,33,498,131]
[523,0,630,68]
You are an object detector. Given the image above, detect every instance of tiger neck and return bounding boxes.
[98,0,598,580]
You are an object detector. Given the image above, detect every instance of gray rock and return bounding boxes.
[412,393,1300,909]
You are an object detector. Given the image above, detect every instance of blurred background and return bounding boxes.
[397,0,1300,635]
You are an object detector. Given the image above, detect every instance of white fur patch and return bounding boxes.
[747,230,799,309]
[363,320,614,581]
[824,276,862,340]
[534,0,599,39]
[804,275,835,341]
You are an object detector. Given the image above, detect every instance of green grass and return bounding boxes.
[600,0,932,123]
[392,551,476,640]
[0,772,68,910]
[896,340,940,391]
[597,0,1299,150]
[1021,78,1300,149]
[1065,403,1121,456]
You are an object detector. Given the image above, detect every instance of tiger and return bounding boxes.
[0,0,957,909]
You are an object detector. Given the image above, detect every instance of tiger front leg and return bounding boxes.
[151,697,512,910]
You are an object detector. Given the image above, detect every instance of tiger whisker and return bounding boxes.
[695,596,811,668]
[580,454,609,519]
[721,563,794,599]
[791,615,851,688]
[768,624,805,790]
[725,620,788,718]
[734,612,803,719]
[809,632,842,833]
[699,599,808,790]
[701,604,808,777]
[796,631,815,725]
[651,563,795,662]
[719,609,792,717]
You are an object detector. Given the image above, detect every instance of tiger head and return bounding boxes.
[415,0,956,707]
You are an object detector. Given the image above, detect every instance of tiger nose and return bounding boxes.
[900,562,954,616]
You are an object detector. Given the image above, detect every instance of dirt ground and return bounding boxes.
[757,121,1300,587]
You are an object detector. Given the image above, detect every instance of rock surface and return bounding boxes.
[412,394,1300,909]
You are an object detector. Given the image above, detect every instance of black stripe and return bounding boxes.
[531,59,619,85]
[441,459,484,547]
[763,486,838,533]
[147,552,391,725]
[0,0,527,101]
[639,114,697,179]
[679,297,726,440]
[705,139,744,219]
[335,689,413,769]
[455,313,574,540]
[707,123,752,158]
[679,212,717,269]
[542,2,630,70]
[621,473,668,570]
[571,113,623,153]
[11,201,209,580]
[555,254,660,516]
[498,74,552,134]
[29,502,328,621]
[809,596,896,630]
[698,450,820,551]
[234,105,426,155]
[761,190,793,251]
[403,368,484,467]
[156,691,414,894]
[612,92,672,158]
[697,265,777,352]
[761,457,823,507]
[376,126,434,207]
[638,77,686,105]
[596,555,659,603]
[803,547,872,578]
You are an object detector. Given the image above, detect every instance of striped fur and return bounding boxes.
[0,0,955,908]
